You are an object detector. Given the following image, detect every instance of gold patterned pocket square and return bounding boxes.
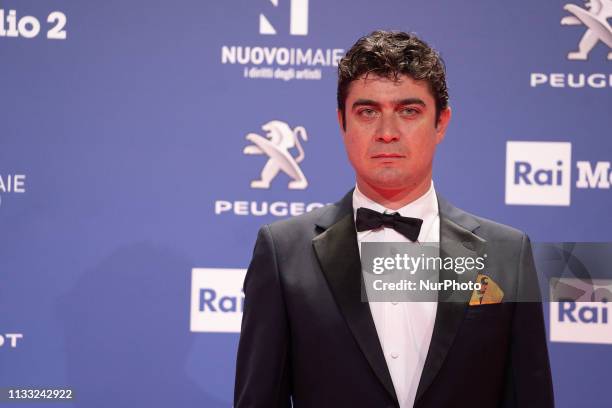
[469,274,504,306]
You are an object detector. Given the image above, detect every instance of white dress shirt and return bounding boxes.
[353,182,439,408]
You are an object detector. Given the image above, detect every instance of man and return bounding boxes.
[234,31,554,408]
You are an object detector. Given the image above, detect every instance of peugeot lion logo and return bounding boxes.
[243,120,309,190]
[561,0,612,60]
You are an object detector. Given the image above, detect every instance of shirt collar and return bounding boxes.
[352,181,439,240]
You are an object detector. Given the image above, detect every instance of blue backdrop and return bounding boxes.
[1,0,611,407]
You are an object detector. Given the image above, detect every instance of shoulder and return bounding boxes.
[472,213,526,242]
[263,189,354,239]
[263,203,333,241]
[249,202,341,263]
[438,194,527,242]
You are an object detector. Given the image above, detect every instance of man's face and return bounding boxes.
[338,74,451,194]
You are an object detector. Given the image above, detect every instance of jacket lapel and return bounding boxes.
[312,192,399,406]
[415,195,486,402]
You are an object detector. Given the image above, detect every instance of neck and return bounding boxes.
[356,177,432,210]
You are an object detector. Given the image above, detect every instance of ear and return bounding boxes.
[337,109,346,134]
[435,106,451,144]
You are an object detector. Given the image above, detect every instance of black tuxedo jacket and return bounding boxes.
[234,191,554,407]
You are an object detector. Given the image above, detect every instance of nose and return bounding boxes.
[375,115,400,143]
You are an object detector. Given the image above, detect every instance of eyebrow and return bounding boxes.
[351,98,426,109]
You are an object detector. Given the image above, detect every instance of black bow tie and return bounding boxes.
[356,207,423,242]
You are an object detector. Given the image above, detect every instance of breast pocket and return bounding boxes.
[464,303,513,321]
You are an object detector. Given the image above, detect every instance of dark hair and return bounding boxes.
[337,30,449,128]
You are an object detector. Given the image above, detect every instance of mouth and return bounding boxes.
[371,153,405,159]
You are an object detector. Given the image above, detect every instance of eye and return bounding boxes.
[358,108,379,118]
[399,107,419,116]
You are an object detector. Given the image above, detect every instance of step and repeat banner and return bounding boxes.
[1,0,611,407]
